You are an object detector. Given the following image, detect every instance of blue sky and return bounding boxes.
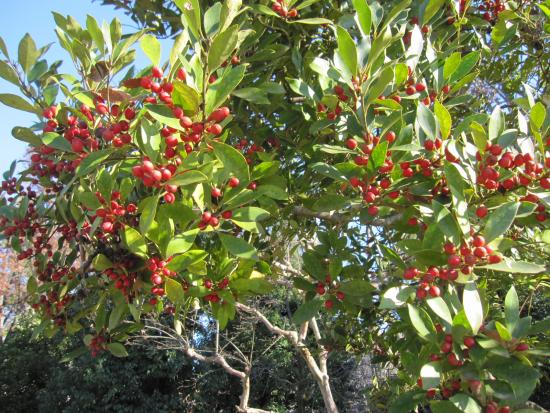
[0,0,151,172]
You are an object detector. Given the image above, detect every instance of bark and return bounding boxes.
[236,303,340,413]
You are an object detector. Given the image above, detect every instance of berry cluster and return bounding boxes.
[479,0,506,22]
[271,0,298,19]
[203,277,230,303]
[104,259,138,296]
[314,275,346,309]
[88,335,107,357]
[147,256,176,296]
[92,191,138,235]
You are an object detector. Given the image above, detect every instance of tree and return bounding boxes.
[0,245,28,342]
[0,0,548,412]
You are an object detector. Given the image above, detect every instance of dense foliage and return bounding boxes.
[0,0,549,412]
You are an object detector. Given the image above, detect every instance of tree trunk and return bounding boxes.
[0,295,4,344]
[317,374,338,413]
[239,371,251,412]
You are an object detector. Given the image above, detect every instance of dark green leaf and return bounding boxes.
[219,234,258,260]
[292,298,323,324]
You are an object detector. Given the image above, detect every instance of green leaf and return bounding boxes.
[175,0,202,39]
[295,0,320,10]
[205,64,246,115]
[286,78,317,100]
[18,33,38,74]
[257,184,288,200]
[335,26,357,75]
[485,356,540,404]
[167,250,207,272]
[220,0,241,32]
[0,93,36,114]
[76,149,113,177]
[352,0,372,36]
[292,298,323,324]
[529,317,550,335]
[165,277,186,305]
[204,2,222,37]
[290,18,333,24]
[212,141,250,182]
[109,303,127,330]
[11,126,42,146]
[42,132,72,152]
[147,104,183,130]
[366,66,394,105]
[231,87,270,104]
[449,51,480,84]
[139,195,159,235]
[167,170,208,186]
[484,201,519,243]
[208,25,239,72]
[170,31,189,67]
[504,285,519,330]
[423,0,445,23]
[470,121,487,153]
[219,234,258,260]
[449,393,482,413]
[463,281,483,334]
[313,195,348,212]
[106,342,128,357]
[380,286,414,309]
[166,229,199,257]
[434,100,451,139]
[478,259,545,274]
[0,61,20,86]
[172,81,201,115]
[420,362,441,389]
[427,297,452,325]
[92,254,113,271]
[86,15,105,52]
[338,279,373,296]
[389,391,424,413]
[443,52,461,80]
[445,163,470,235]
[495,321,512,341]
[0,35,8,57]
[530,102,546,130]
[122,226,148,256]
[27,276,37,295]
[488,106,505,141]
[231,207,270,222]
[417,103,437,139]
[408,304,431,339]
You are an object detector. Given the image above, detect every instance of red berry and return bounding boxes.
[152,66,163,78]
[463,336,476,349]
[346,138,358,150]
[211,187,222,198]
[476,206,488,218]
[228,177,240,188]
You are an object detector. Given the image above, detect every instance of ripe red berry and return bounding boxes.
[428,285,440,297]
[415,83,426,92]
[324,299,334,310]
[208,107,230,122]
[463,336,476,349]
[515,342,529,352]
[228,177,240,188]
[152,66,163,78]
[476,206,488,218]
[444,242,456,255]
[448,255,461,267]
[346,138,358,150]
[221,210,233,219]
[211,187,222,198]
